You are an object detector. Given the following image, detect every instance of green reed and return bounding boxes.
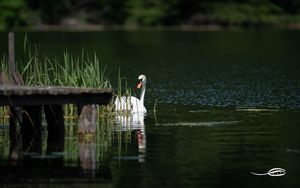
[0,37,134,164]
[62,112,114,166]
[20,38,112,117]
[21,50,111,88]
[115,68,134,116]
[1,36,137,118]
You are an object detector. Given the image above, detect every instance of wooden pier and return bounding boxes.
[0,32,115,157]
[1,31,113,112]
[0,84,114,129]
[0,85,113,106]
[0,32,116,182]
[1,32,114,136]
[1,78,114,157]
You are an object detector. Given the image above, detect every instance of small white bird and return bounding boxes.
[115,74,147,114]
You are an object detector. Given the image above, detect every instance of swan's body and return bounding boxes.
[115,95,146,113]
[115,75,147,113]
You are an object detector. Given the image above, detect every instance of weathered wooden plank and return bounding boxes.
[13,72,24,85]
[0,93,113,106]
[0,85,113,95]
[0,86,113,106]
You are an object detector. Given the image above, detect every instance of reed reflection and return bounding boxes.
[115,112,146,162]
[9,105,65,164]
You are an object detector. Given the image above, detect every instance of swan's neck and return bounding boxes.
[140,81,146,104]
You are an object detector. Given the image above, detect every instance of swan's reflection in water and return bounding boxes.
[78,111,146,176]
[114,112,146,163]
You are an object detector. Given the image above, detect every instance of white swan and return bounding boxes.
[115,74,147,113]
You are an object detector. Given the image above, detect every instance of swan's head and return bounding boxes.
[137,74,146,89]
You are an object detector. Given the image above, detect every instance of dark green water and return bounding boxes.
[1,30,300,187]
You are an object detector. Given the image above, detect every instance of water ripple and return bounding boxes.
[158,120,240,127]
[150,77,300,109]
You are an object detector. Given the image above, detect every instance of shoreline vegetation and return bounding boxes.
[11,23,300,32]
[1,38,111,88]
[1,36,116,117]
[1,38,133,162]
[1,36,139,118]
[0,39,133,166]
[1,1,300,31]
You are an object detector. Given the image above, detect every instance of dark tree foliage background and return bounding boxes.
[1,0,300,30]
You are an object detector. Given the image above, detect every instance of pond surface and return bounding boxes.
[1,30,300,187]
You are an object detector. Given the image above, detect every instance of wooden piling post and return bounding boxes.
[78,104,97,135]
[8,32,15,81]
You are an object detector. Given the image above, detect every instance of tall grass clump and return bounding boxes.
[16,34,110,88]
[1,55,8,73]
[1,37,123,164]
[0,36,113,118]
[21,51,111,88]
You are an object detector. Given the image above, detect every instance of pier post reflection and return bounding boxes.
[4,105,115,184]
[78,105,97,175]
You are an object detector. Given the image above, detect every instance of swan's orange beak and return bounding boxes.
[136,80,142,89]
